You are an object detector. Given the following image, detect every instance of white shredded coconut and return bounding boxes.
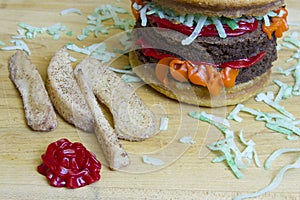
[234,157,300,200]
[265,148,300,170]
[60,8,82,16]
[159,117,169,131]
[142,155,165,166]
[189,111,260,179]
[185,14,194,27]
[65,42,115,63]
[0,40,6,46]
[227,101,300,139]
[179,136,196,144]
[132,2,142,11]
[212,17,227,38]
[1,39,31,55]
[200,112,230,127]
[181,16,207,45]
[108,67,135,75]
[121,74,141,83]
[79,4,134,40]
[263,15,271,27]
[140,4,150,27]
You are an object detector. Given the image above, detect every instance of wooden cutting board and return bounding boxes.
[0,0,299,199]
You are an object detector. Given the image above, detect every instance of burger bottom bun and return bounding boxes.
[129,51,271,107]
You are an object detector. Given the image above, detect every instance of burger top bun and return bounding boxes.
[151,0,285,18]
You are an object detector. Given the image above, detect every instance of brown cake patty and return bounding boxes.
[133,19,277,85]
[129,0,288,107]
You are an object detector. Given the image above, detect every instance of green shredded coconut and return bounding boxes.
[227,104,245,122]
[65,31,73,37]
[65,43,90,54]
[283,36,300,48]
[189,111,261,179]
[273,80,293,103]
[46,23,68,40]
[223,18,239,30]
[78,4,134,40]
[17,22,47,39]
[282,42,297,49]
[77,34,88,41]
[228,102,300,140]
[255,92,295,120]
[277,41,300,95]
[292,64,300,95]
[65,42,115,63]
[13,22,71,42]
[122,65,132,70]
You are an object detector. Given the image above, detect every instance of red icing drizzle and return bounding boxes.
[135,39,266,69]
[147,15,259,37]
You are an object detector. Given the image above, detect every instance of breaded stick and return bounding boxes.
[9,50,57,131]
[74,57,157,142]
[75,68,130,170]
[46,47,94,132]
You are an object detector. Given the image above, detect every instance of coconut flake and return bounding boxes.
[255,92,295,120]
[263,14,271,27]
[159,117,169,131]
[121,74,141,83]
[265,148,300,170]
[109,67,135,75]
[60,8,82,16]
[181,16,207,45]
[189,111,260,179]
[142,155,165,166]
[212,17,226,38]
[233,157,300,200]
[1,40,31,55]
[227,104,245,122]
[140,4,150,27]
[179,136,196,144]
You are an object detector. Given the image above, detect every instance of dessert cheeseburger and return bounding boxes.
[129,0,289,107]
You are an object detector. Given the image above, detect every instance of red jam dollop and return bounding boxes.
[37,138,101,189]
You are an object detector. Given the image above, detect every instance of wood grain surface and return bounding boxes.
[0,0,299,199]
